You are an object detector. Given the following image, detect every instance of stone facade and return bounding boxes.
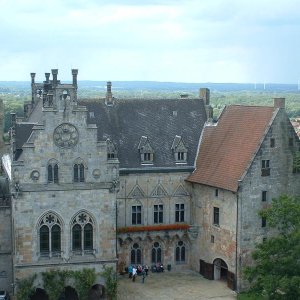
[0,70,299,296]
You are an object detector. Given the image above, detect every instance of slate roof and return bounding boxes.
[15,123,35,160]
[80,98,207,170]
[187,105,275,192]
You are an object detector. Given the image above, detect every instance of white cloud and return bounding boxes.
[0,0,300,82]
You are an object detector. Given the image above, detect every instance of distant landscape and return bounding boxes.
[1,81,300,132]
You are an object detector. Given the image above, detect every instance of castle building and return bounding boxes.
[0,70,299,296]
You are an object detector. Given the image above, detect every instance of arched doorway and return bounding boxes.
[59,286,79,300]
[88,284,105,300]
[213,258,228,281]
[30,288,49,300]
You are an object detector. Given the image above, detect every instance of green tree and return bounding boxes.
[244,195,300,299]
[101,266,117,300]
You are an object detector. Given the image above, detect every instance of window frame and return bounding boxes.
[175,203,185,223]
[132,205,142,225]
[154,204,164,224]
[213,207,220,226]
[261,159,270,176]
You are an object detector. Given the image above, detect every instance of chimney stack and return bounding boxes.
[51,69,58,86]
[200,88,210,105]
[274,98,285,109]
[106,81,113,105]
[72,69,78,87]
[30,73,36,85]
[45,73,50,83]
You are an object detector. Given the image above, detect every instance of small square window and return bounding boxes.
[211,235,215,243]
[262,217,267,228]
[270,138,275,148]
[261,160,270,176]
[262,191,267,202]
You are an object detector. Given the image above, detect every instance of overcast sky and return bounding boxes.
[1,0,300,83]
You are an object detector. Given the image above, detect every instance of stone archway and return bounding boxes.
[88,284,105,300]
[30,288,49,300]
[58,286,79,300]
[213,258,228,281]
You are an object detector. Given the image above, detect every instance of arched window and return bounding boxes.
[72,211,94,255]
[47,159,59,183]
[38,212,61,257]
[175,240,186,263]
[131,243,142,265]
[74,158,85,183]
[151,242,162,264]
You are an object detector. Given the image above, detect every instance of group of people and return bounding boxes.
[128,264,149,283]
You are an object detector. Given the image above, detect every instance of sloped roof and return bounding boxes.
[80,98,207,169]
[187,105,275,192]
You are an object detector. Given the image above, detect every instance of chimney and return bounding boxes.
[45,73,50,83]
[274,98,285,109]
[30,73,36,85]
[106,81,113,105]
[72,69,78,87]
[51,69,58,86]
[200,88,210,105]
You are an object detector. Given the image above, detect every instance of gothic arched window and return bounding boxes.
[151,242,162,264]
[71,211,94,255]
[130,243,142,265]
[39,212,61,257]
[73,158,85,183]
[48,159,59,183]
[175,240,186,263]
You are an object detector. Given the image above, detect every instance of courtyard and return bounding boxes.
[117,270,237,300]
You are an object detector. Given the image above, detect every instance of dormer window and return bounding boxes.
[107,139,117,160]
[172,135,187,163]
[138,136,154,164]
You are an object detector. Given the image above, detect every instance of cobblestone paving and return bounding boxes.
[117,270,237,300]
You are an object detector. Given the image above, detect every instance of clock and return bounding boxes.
[53,123,79,148]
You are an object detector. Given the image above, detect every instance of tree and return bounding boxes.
[244,195,300,299]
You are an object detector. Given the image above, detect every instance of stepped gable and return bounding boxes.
[80,97,207,169]
[187,105,275,192]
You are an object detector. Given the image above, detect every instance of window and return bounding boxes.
[261,160,270,176]
[262,191,267,202]
[175,204,185,222]
[154,204,163,224]
[47,160,59,183]
[151,242,162,264]
[175,241,186,263]
[74,163,84,182]
[107,139,117,160]
[289,138,294,147]
[143,153,151,161]
[132,205,142,225]
[72,212,94,254]
[213,207,219,225]
[211,235,215,243]
[215,189,219,197]
[262,217,267,228]
[39,212,61,257]
[131,243,142,265]
[177,152,185,161]
[270,138,275,148]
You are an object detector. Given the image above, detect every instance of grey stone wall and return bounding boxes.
[236,108,300,291]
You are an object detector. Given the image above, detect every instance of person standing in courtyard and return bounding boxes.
[132,266,137,282]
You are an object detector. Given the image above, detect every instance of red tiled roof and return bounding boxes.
[187,105,275,192]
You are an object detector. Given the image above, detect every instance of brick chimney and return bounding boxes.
[106,81,114,106]
[51,69,58,86]
[200,88,210,105]
[274,98,285,109]
[72,69,78,87]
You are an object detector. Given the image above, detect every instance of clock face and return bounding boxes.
[53,123,79,148]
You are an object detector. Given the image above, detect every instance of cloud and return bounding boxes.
[1,0,300,82]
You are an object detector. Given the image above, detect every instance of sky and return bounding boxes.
[1,0,300,83]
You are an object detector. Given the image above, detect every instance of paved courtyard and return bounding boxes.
[117,270,237,300]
